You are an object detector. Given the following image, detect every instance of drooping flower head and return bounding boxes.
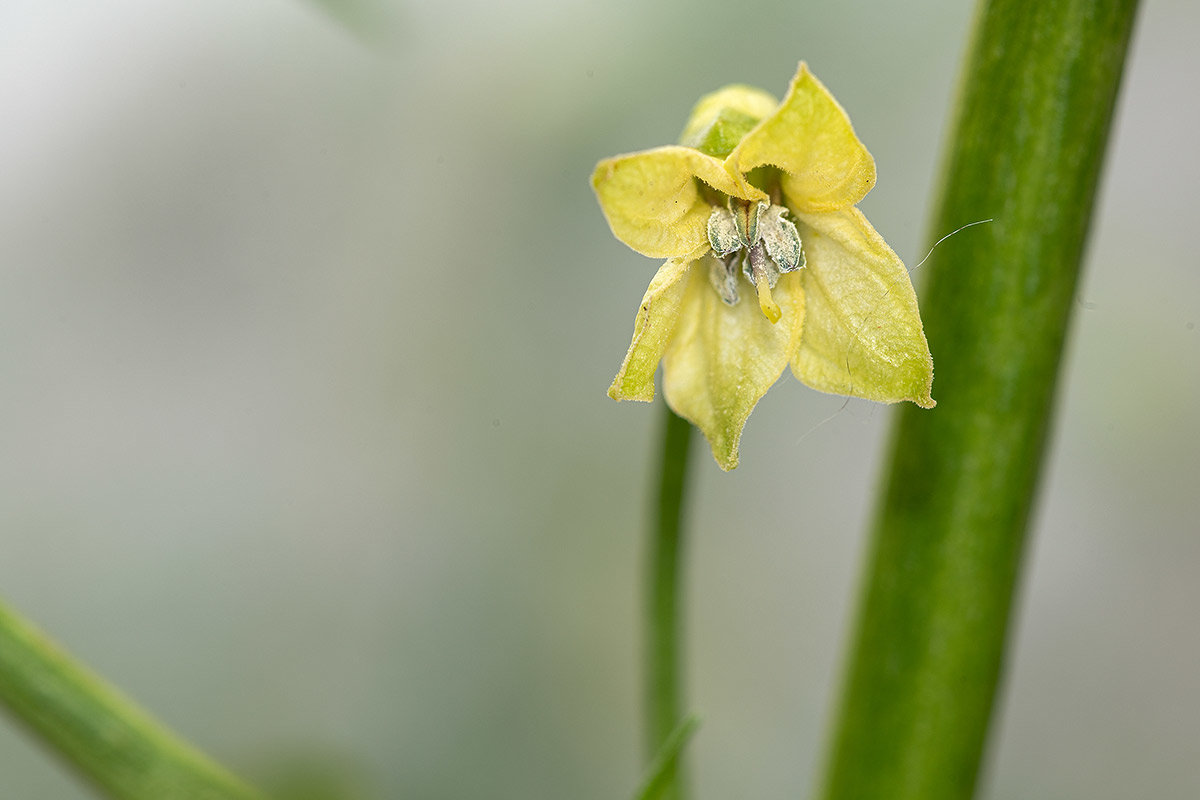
[593,63,934,470]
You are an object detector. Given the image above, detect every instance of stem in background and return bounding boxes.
[819,1,1140,799]
[0,600,262,800]
[645,405,693,800]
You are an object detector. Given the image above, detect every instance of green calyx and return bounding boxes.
[678,84,779,157]
[682,107,761,158]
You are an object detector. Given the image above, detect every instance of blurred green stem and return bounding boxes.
[818,1,1139,799]
[0,599,262,800]
[645,405,693,800]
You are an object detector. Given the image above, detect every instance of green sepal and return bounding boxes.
[679,85,778,156]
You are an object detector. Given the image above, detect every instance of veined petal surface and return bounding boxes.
[662,266,806,470]
[789,208,934,407]
[727,63,876,214]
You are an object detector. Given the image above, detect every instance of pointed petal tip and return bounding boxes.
[607,380,655,403]
[732,63,877,214]
[664,398,741,471]
[892,374,936,408]
[696,415,742,471]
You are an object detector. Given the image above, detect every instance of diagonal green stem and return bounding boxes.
[633,715,701,800]
[819,1,1140,799]
[644,405,693,800]
[0,599,262,800]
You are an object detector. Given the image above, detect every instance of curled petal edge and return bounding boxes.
[608,254,701,402]
[593,146,767,258]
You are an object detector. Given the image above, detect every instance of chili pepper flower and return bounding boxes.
[592,62,934,470]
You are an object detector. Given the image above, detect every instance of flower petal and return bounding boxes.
[789,208,934,407]
[661,264,806,470]
[592,146,766,259]
[726,63,876,214]
[608,257,695,402]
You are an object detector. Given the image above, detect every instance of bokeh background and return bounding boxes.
[2,1,1197,798]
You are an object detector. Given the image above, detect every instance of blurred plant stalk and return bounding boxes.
[641,406,693,800]
[818,1,1140,799]
[0,599,262,800]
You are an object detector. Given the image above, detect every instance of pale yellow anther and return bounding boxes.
[756,280,782,324]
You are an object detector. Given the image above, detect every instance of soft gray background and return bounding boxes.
[1,1,1197,798]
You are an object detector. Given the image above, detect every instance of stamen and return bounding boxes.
[731,199,766,248]
[707,207,740,256]
[708,253,740,305]
[705,199,795,319]
[760,205,803,272]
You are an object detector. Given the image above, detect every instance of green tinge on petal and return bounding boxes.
[609,258,695,402]
[662,266,806,471]
[789,208,934,407]
[593,146,765,259]
[727,63,877,214]
[679,85,779,158]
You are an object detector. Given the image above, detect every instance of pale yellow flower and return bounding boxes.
[593,63,933,470]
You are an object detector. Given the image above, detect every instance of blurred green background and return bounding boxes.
[1,1,1197,798]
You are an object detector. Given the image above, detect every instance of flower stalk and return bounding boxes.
[818,1,1141,798]
[643,406,694,800]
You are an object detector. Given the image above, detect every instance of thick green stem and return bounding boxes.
[0,600,262,800]
[819,1,1139,799]
[644,405,693,800]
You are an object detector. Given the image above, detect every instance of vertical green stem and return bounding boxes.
[645,405,693,800]
[819,1,1139,799]
[0,600,261,800]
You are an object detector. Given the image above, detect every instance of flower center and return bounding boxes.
[706,199,805,323]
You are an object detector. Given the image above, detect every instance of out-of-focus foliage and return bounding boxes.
[0,1,1197,799]
[301,0,404,48]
